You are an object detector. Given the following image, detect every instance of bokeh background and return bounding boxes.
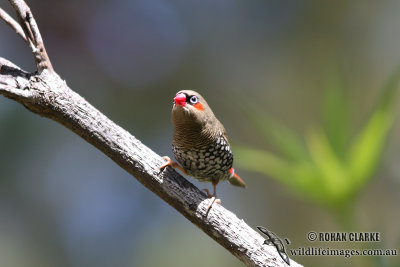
[1,0,399,266]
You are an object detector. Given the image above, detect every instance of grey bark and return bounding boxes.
[0,1,303,266]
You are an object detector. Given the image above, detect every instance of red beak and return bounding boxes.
[174,93,186,107]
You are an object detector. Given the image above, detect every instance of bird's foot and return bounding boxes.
[205,196,221,213]
[159,156,188,175]
[202,188,221,213]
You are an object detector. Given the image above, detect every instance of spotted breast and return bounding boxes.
[173,130,233,183]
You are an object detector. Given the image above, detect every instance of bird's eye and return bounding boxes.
[189,95,198,104]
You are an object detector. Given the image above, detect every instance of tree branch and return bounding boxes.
[0,1,303,266]
[4,0,52,72]
[0,7,27,42]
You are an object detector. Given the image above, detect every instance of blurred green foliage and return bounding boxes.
[235,68,399,211]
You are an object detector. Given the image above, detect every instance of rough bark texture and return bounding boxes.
[0,1,303,266]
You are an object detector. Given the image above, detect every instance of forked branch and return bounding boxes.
[0,1,302,266]
[1,0,52,72]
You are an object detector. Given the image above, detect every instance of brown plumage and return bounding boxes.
[160,90,245,210]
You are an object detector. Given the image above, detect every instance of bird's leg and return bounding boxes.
[203,181,221,212]
[159,156,188,175]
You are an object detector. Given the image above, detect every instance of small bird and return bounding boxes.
[160,90,246,211]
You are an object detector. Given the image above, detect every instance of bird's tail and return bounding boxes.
[228,168,246,188]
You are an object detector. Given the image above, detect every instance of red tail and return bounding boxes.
[228,168,246,188]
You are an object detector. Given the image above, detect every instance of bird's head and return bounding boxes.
[171,90,214,127]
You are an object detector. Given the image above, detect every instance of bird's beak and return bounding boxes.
[174,93,186,107]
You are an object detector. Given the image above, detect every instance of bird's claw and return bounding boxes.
[159,156,188,175]
[205,196,221,213]
[202,188,221,213]
[159,156,173,170]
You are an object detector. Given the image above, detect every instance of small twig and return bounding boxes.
[9,0,35,43]
[3,0,53,72]
[0,7,27,42]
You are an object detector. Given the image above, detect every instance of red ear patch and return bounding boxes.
[193,102,204,111]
